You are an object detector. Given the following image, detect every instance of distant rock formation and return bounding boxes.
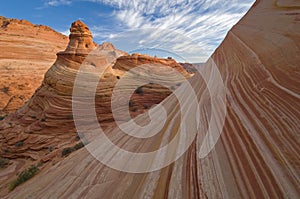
[179,62,203,73]
[0,16,68,116]
[3,0,299,198]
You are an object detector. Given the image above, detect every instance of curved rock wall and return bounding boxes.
[4,0,299,198]
[0,20,190,167]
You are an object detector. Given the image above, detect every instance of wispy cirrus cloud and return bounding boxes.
[88,0,255,62]
[44,0,72,7]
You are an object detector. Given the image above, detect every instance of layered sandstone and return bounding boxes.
[3,0,299,198]
[0,16,68,115]
[0,19,190,194]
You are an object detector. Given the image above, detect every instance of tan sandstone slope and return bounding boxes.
[0,19,191,194]
[0,16,68,116]
[3,0,299,198]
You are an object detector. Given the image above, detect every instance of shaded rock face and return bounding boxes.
[0,18,190,185]
[3,0,300,198]
[179,62,203,74]
[0,16,68,116]
[111,53,191,118]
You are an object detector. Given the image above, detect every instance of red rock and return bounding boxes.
[0,19,190,173]
[0,16,68,115]
[3,1,299,198]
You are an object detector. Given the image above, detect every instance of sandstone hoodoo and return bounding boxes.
[0,16,68,116]
[57,20,97,67]
[2,0,299,198]
[0,19,191,195]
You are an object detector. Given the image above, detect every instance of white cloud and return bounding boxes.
[45,0,72,7]
[116,9,145,28]
[88,0,255,62]
[59,29,70,36]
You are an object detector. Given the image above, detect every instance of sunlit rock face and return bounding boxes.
[0,17,190,184]
[3,0,299,198]
[56,20,97,67]
[0,16,68,116]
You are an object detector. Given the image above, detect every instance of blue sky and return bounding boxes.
[1,0,254,62]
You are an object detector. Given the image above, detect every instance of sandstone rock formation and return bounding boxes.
[0,16,68,116]
[179,62,201,74]
[3,0,299,198]
[0,19,191,195]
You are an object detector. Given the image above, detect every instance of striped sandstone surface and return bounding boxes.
[2,0,300,198]
[0,20,191,195]
[0,16,68,115]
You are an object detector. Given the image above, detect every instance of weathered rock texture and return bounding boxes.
[0,16,68,116]
[3,0,299,198]
[0,19,190,193]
